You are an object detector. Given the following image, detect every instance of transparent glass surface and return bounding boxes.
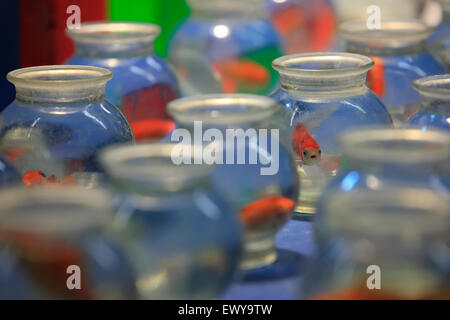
[66,22,180,141]
[406,75,450,131]
[270,53,393,217]
[315,128,450,243]
[429,0,450,71]
[100,143,242,299]
[170,0,283,96]
[0,156,21,188]
[340,20,445,125]
[0,66,134,182]
[303,188,450,300]
[0,187,137,300]
[168,94,299,269]
[267,0,336,54]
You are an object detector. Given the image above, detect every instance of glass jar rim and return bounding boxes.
[326,188,450,238]
[168,94,278,126]
[100,143,212,189]
[413,75,450,100]
[272,52,374,79]
[0,187,110,236]
[7,65,113,90]
[339,128,450,164]
[339,19,433,43]
[188,0,265,13]
[66,21,161,45]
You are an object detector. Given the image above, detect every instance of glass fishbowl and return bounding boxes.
[0,155,20,188]
[99,143,242,299]
[303,188,450,300]
[0,187,138,300]
[271,52,392,217]
[66,22,180,141]
[170,0,283,96]
[406,75,450,131]
[429,0,450,71]
[339,20,445,125]
[168,94,300,269]
[267,0,336,54]
[0,65,133,184]
[315,128,450,243]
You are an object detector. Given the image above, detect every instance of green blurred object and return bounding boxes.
[109,0,190,57]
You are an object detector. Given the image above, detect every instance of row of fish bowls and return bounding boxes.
[0,93,448,299]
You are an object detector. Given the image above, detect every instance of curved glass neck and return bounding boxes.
[67,22,159,58]
[340,129,450,175]
[100,144,213,197]
[73,42,154,58]
[273,53,373,97]
[340,20,432,56]
[325,189,450,250]
[168,94,277,130]
[414,75,450,109]
[189,0,265,20]
[8,66,111,104]
[0,187,109,239]
[344,39,427,56]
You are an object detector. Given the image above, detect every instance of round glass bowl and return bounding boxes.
[168,94,300,269]
[66,22,180,141]
[339,20,445,125]
[304,188,450,300]
[0,187,137,300]
[429,0,450,71]
[169,0,283,96]
[406,75,450,131]
[267,0,336,54]
[99,143,242,299]
[271,52,392,217]
[0,65,133,183]
[0,155,21,188]
[315,128,450,243]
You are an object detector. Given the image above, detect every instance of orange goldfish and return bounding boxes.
[292,122,322,165]
[22,170,76,187]
[367,56,386,97]
[129,118,175,141]
[240,196,295,227]
[5,230,97,299]
[213,59,270,93]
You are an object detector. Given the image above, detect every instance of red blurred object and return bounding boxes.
[239,196,295,227]
[19,0,106,67]
[270,0,336,53]
[122,84,178,140]
[367,56,386,98]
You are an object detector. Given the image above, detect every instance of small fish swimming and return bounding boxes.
[292,122,322,166]
[22,170,75,186]
[239,196,295,227]
[213,59,270,93]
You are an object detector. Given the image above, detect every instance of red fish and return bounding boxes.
[367,56,386,97]
[22,170,76,187]
[129,118,175,141]
[292,122,322,165]
[2,146,32,162]
[121,84,178,140]
[5,230,97,299]
[239,196,295,227]
[213,59,270,93]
